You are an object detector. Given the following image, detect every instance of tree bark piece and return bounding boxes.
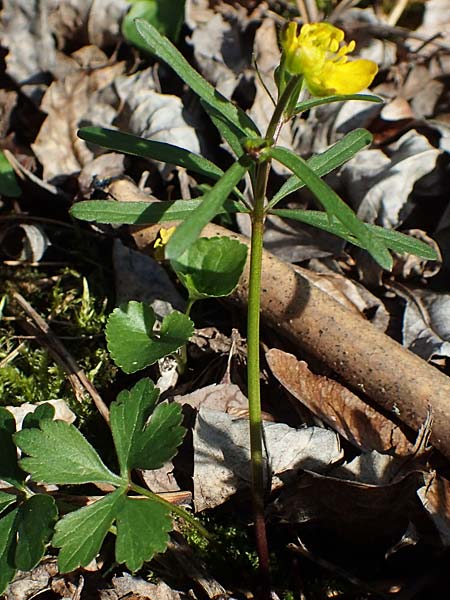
[195,224,450,461]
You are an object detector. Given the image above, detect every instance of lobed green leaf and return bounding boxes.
[122,0,185,49]
[171,236,248,300]
[106,302,194,373]
[0,408,25,489]
[0,509,18,595]
[53,488,124,572]
[115,495,172,571]
[0,493,16,517]
[110,378,185,474]
[0,150,21,197]
[14,494,58,571]
[15,420,123,486]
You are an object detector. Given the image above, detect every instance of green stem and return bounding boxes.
[246,72,302,599]
[130,482,212,541]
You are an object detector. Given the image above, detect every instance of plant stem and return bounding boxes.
[246,73,301,599]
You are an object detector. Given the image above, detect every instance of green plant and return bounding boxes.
[0,17,439,598]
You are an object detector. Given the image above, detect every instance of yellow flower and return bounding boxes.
[281,22,378,97]
[154,226,176,259]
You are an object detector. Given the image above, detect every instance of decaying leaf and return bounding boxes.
[193,407,342,511]
[266,348,412,455]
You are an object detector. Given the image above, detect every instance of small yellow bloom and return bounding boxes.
[154,226,176,248]
[281,22,378,97]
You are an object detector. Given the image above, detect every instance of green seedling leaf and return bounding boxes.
[70,197,248,226]
[294,93,382,115]
[267,146,393,270]
[115,495,172,571]
[0,493,16,516]
[165,158,250,260]
[123,0,185,49]
[0,150,21,197]
[271,209,439,260]
[134,19,260,139]
[78,127,223,180]
[53,487,124,572]
[269,129,373,207]
[0,408,25,489]
[15,420,123,486]
[106,302,194,373]
[15,494,57,571]
[0,509,18,595]
[22,402,55,429]
[171,236,248,300]
[110,378,185,475]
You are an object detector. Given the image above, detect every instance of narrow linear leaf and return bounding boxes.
[110,378,160,475]
[70,197,247,226]
[0,509,18,595]
[0,408,25,489]
[134,19,260,138]
[267,146,392,270]
[200,100,244,158]
[165,158,250,260]
[0,150,21,197]
[106,302,194,373]
[15,494,58,571]
[115,496,172,571]
[271,209,439,260]
[15,420,123,486]
[53,488,124,573]
[294,93,382,115]
[78,127,223,180]
[270,129,373,207]
[171,236,248,300]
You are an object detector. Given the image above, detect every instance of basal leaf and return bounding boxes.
[78,127,223,180]
[106,302,194,373]
[15,494,58,571]
[115,495,172,571]
[294,93,382,115]
[53,488,124,572]
[165,158,250,260]
[134,19,260,139]
[110,378,160,475]
[269,129,373,207]
[70,198,247,225]
[0,408,25,489]
[267,146,393,270]
[171,236,248,300]
[0,509,18,595]
[0,493,16,517]
[0,150,21,197]
[15,420,123,486]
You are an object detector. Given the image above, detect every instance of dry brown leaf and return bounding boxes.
[266,348,413,455]
[32,58,124,180]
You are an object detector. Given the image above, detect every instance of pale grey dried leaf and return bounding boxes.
[0,224,50,262]
[113,239,186,317]
[396,286,450,360]
[237,213,344,263]
[418,475,450,546]
[87,0,129,48]
[174,383,248,414]
[6,560,58,600]
[32,61,124,180]
[193,408,342,511]
[114,69,200,164]
[78,153,126,197]
[341,130,441,228]
[103,574,184,600]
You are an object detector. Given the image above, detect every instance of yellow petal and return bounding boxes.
[307,59,378,96]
